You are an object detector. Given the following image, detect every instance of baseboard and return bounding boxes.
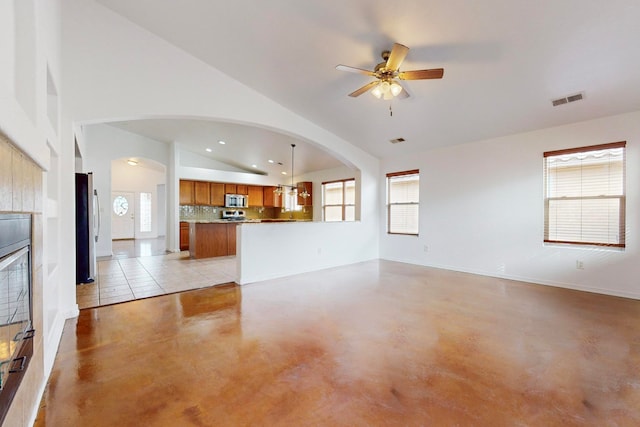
[381,257,640,301]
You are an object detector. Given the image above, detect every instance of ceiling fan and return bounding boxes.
[336,43,444,99]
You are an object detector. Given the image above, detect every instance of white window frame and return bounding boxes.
[386,170,419,235]
[322,178,355,222]
[543,141,626,248]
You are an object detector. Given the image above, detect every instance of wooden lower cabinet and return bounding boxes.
[189,222,237,259]
[227,223,237,256]
[180,222,189,251]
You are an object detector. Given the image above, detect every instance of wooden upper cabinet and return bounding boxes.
[263,186,282,208]
[248,185,264,207]
[237,185,248,195]
[225,184,237,194]
[179,180,195,205]
[194,181,210,205]
[210,182,225,206]
[297,181,313,206]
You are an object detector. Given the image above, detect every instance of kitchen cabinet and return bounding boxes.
[237,185,248,195]
[224,184,237,194]
[248,185,264,206]
[180,222,189,250]
[189,222,237,259]
[263,186,282,208]
[297,181,313,206]
[194,181,210,205]
[227,223,237,255]
[210,182,225,206]
[179,180,195,205]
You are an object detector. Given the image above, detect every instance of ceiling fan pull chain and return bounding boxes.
[389,104,393,117]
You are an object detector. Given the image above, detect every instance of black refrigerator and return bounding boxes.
[75,172,99,284]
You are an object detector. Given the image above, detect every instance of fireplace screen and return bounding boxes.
[0,246,31,387]
[0,214,33,423]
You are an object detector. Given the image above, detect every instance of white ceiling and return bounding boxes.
[108,119,344,176]
[96,0,640,172]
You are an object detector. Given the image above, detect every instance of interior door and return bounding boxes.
[111,191,135,240]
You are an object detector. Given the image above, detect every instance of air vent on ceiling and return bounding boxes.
[390,137,405,144]
[552,92,584,107]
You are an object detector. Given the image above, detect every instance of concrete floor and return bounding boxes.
[38,260,640,426]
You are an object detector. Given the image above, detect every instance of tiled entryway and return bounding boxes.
[76,250,237,309]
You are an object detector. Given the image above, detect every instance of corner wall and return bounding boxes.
[380,111,640,299]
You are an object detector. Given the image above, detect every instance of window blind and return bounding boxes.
[543,142,625,247]
[322,179,355,222]
[387,170,419,235]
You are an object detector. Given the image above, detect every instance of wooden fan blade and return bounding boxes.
[398,68,444,80]
[348,81,379,97]
[336,65,376,76]
[386,43,409,71]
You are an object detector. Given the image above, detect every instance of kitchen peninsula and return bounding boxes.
[180,179,313,259]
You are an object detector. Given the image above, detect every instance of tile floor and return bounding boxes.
[76,238,237,309]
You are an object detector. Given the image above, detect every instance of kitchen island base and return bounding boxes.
[189,222,237,259]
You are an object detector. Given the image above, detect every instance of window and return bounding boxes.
[322,179,355,222]
[544,142,625,247]
[112,195,128,216]
[140,192,152,233]
[387,170,419,235]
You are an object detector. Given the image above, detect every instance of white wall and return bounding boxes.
[237,221,378,284]
[295,165,360,221]
[180,150,249,173]
[380,111,640,299]
[236,164,374,284]
[83,124,170,256]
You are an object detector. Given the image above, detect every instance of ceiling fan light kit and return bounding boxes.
[336,42,444,100]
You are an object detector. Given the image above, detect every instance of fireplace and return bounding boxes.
[0,214,34,423]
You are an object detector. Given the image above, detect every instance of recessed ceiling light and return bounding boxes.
[218,140,226,145]
[127,160,138,166]
[205,148,212,152]
[281,171,287,175]
[251,164,257,168]
[268,159,274,164]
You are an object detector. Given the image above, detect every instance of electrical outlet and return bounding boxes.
[317,247,322,255]
[576,260,584,270]
[423,245,429,252]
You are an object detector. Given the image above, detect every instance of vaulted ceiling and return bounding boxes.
[96,0,640,172]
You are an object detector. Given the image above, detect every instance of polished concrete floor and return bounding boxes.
[37,260,640,426]
[77,238,236,308]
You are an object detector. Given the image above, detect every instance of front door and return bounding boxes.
[111,191,135,240]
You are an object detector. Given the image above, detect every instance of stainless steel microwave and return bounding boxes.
[225,194,248,208]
